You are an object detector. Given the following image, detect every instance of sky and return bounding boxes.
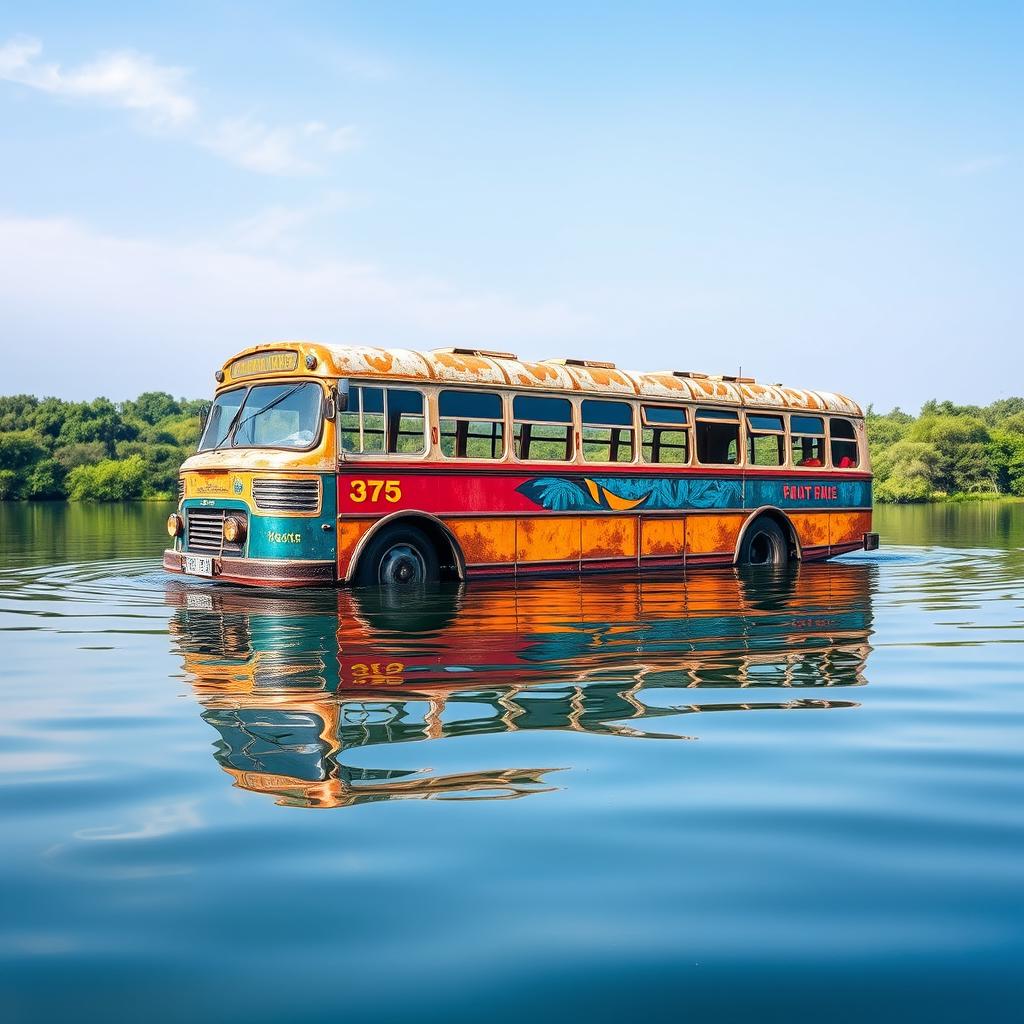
[0,2,1020,411]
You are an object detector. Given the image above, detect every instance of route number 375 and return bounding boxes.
[349,479,402,503]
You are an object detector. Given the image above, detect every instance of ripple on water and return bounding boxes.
[3,505,1024,1020]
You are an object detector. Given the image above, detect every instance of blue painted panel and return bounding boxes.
[745,477,871,510]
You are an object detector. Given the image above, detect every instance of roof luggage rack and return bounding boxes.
[434,347,519,360]
[544,358,617,369]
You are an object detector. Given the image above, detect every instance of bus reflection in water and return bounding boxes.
[166,564,875,808]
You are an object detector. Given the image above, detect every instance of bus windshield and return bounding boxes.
[199,382,323,451]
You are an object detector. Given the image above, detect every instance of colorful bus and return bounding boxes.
[167,566,874,807]
[163,343,877,587]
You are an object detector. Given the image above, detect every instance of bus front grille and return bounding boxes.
[186,509,246,556]
[252,477,321,512]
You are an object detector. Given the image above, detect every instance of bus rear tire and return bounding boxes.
[355,523,440,587]
[738,518,790,568]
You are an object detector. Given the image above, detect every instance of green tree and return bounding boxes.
[0,395,39,432]
[57,398,138,456]
[910,415,995,494]
[872,440,940,503]
[66,455,148,501]
[988,430,1024,497]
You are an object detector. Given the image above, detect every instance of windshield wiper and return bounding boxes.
[210,401,246,452]
[228,382,308,447]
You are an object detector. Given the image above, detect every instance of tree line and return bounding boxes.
[2,391,1024,503]
[0,393,206,501]
[868,399,1024,502]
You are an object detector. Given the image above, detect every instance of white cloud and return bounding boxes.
[0,35,355,175]
[947,155,1008,177]
[203,116,358,175]
[0,35,195,126]
[0,215,592,398]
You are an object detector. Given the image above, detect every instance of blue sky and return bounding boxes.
[1,2,1020,410]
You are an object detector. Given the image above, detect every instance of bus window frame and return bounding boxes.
[694,406,743,468]
[580,398,638,466]
[787,413,827,470]
[511,393,576,465]
[744,411,786,468]
[437,387,508,462]
[827,416,861,470]
[640,403,691,466]
[338,381,429,460]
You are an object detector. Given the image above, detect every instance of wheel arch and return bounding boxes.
[733,506,801,565]
[345,510,465,583]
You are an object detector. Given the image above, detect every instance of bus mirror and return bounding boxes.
[198,404,210,432]
[326,384,346,419]
[335,380,349,413]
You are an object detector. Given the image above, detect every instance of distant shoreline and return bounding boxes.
[4,392,1024,505]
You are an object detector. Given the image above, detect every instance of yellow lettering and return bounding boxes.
[348,479,402,504]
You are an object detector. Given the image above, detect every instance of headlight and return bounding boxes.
[166,513,183,537]
[223,516,246,544]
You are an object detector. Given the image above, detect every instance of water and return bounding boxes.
[2,501,1024,1022]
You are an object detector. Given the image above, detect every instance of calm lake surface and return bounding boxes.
[2,501,1024,1022]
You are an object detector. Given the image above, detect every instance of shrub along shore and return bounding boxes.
[1,392,1024,503]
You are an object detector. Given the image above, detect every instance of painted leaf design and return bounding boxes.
[517,477,596,511]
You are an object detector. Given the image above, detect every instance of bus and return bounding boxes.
[166,565,875,807]
[163,342,877,587]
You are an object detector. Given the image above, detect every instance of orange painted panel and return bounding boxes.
[581,516,637,560]
[830,511,872,546]
[641,518,684,558]
[338,520,374,577]
[684,514,744,555]
[449,517,516,564]
[789,512,830,549]
[516,517,582,564]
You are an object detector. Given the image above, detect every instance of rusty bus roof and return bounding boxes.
[222,342,864,417]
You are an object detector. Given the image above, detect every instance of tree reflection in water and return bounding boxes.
[166,564,875,808]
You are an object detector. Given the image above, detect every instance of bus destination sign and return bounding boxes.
[229,350,299,379]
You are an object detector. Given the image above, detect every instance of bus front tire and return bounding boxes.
[355,524,440,587]
[738,518,790,568]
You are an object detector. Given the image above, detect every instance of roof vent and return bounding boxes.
[434,347,518,360]
[544,358,617,370]
[712,374,757,384]
[672,370,710,380]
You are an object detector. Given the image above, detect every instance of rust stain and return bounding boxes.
[338,520,373,577]
[219,341,865,417]
[581,516,636,559]
[829,511,872,546]
[685,514,744,555]
[449,518,516,564]
[363,350,395,373]
[790,512,830,548]
[516,517,582,563]
[641,518,684,557]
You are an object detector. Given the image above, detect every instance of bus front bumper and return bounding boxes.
[163,549,335,587]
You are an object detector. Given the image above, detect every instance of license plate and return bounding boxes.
[184,554,214,577]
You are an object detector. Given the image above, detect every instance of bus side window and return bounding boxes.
[641,405,689,464]
[695,408,740,465]
[746,413,785,466]
[582,399,635,463]
[341,385,426,455]
[439,390,504,459]
[513,395,573,461]
[790,415,825,467]
[829,417,860,468]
